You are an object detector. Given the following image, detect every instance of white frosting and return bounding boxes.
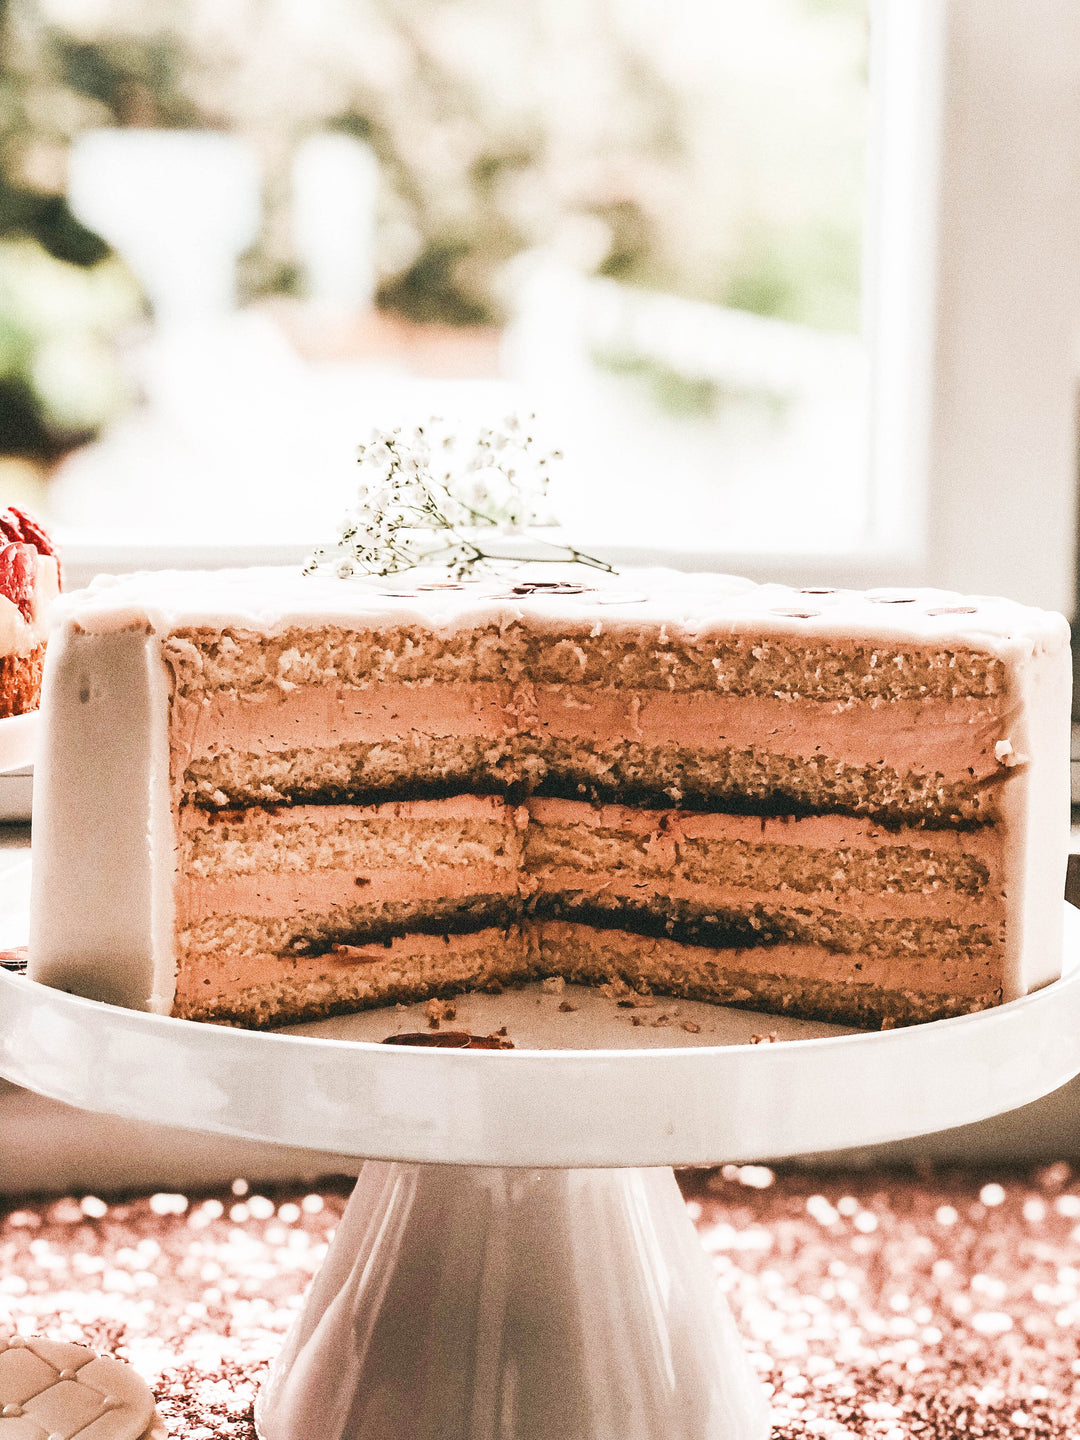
[28,564,1072,1018]
[997,628,1071,1000]
[30,623,176,1011]
[48,563,1070,660]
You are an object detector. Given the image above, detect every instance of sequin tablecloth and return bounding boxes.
[2,1165,1079,1439]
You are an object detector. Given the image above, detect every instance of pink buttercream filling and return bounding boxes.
[177,865,517,925]
[172,681,1013,786]
[527,871,995,924]
[533,924,998,997]
[179,793,522,831]
[525,799,998,852]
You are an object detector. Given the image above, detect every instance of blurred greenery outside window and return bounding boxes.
[0,0,866,525]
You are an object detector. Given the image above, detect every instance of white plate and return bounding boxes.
[0,710,37,775]
[3,905,1079,1169]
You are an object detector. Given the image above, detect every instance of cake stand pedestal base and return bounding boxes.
[254,1162,770,1440]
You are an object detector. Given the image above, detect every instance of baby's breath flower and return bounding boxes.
[304,416,612,580]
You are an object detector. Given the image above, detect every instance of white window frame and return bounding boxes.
[61,0,1080,617]
[915,0,1080,618]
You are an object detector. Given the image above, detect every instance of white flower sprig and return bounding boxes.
[304,415,612,579]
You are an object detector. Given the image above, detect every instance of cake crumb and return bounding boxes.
[541,975,565,995]
[602,979,655,1009]
[425,998,457,1030]
[557,1000,578,1013]
[681,1020,701,1034]
[652,1014,672,1027]
[994,737,1028,767]
[329,943,378,963]
[750,1032,777,1045]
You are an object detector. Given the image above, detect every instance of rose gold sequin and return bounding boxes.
[4,1169,1080,1436]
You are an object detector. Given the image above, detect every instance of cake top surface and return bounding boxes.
[52,564,1069,657]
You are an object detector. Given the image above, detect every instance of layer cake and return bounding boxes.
[28,566,1070,1029]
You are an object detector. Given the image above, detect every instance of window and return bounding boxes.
[1,0,1077,614]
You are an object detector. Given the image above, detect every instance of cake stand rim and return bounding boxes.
[3,903,1077,1166]
[0,709,37,774]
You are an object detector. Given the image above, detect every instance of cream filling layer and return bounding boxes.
[178,792,524,835]
[526,871,996,926]
[176,865,993,928]
[534,923,998,998]
[176,865,517,926]
[171,682,1014,787]
[525,798,1000,855]
[173,925,530,1018]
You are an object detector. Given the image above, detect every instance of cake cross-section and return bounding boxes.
[28,567,1071,1029]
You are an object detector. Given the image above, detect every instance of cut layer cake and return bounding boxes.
[28,567,1070,1030]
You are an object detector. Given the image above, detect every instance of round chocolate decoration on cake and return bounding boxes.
[382,1031,515,1049]
[507,581,594,596]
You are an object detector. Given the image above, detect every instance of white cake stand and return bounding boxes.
[0,710,38,774]
[3,906,1080,1440]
